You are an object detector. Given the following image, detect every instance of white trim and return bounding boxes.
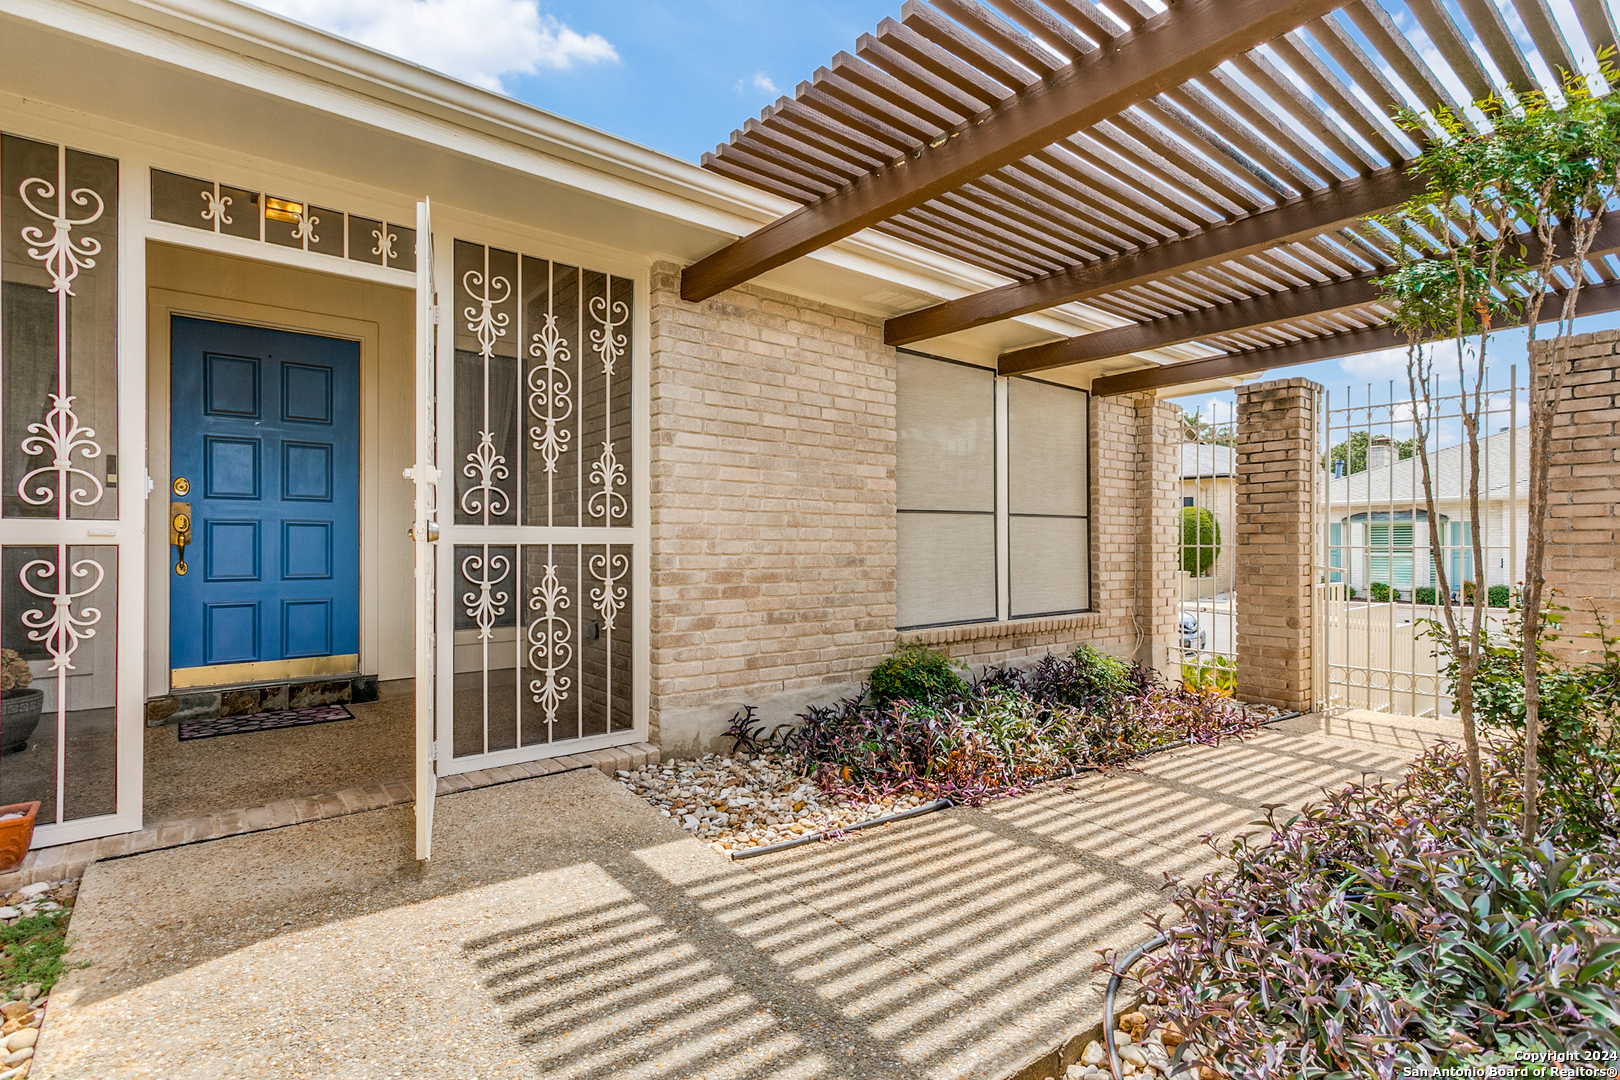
[437,729,646,778]
[994,377,1011,623]
[146,221,414,287]
[429,212,650,763]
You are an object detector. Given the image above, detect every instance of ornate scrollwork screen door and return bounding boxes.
[435,237,639,774]
[0,133,136,845]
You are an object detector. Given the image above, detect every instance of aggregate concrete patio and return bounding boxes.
[35,712,1457,1080]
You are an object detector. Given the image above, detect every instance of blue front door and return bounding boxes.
[169,317,360,676]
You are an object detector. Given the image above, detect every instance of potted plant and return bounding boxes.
[1,649,42,754]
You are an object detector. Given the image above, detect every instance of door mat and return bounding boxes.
[178,704,354,741]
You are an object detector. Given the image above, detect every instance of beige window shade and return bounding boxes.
[1010,516,1089,618]
[897,513,997,628]
[896,353,996,628]
[1008,377,1088,516]
[897,353,994,513]
[1008,377,1090,618]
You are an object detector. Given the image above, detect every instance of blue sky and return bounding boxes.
[254,0,897,164]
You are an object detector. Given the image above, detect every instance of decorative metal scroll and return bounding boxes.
[18,552,105,672]
[460,254,512,521]
[528,315,573,476]
[13,142,111,518]
[527,562,573,725]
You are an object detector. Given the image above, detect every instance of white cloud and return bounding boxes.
[1196,397,1234,424]
[1339,346,1413,383]
[734,72,781,98]
[253,0,617,93]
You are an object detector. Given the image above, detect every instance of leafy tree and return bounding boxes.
[1321,431,1420,475]
[1179,505,1219,576]
[1180,410,1234,446]
[1377,64,1620,837]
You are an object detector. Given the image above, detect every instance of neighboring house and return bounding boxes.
[0,0,1169,856]
[1325,430,1528,597]
[1179,443,1233,594]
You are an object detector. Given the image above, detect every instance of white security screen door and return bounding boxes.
[412,199,439,860]
[0,134,142,847]
[435,235,642,775]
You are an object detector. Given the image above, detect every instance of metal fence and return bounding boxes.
[1316,372,1522,718]
[1176,409,1238,694]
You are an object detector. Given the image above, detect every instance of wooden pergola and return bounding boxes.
[689,0,1620,395]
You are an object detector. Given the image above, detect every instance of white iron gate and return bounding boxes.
[1175,408,1237,694]
[1316,374,1523,717]
[428,230,646,781]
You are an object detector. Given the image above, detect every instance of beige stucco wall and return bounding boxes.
[646,261,1176,754]
[144,242,416,695]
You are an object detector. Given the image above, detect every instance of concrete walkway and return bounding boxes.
[36,713,1455,1080]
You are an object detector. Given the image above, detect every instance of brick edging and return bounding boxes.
[904,612,1107,646]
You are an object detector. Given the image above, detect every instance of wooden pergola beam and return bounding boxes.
[1000,272,1384,376]
[885,166,1423,346]
[1090,276,1620,396]
[680,0,1346,303]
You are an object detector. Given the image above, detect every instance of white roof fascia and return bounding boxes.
[13,0,1101,337]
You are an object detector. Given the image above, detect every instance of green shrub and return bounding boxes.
[1369,581,1391,602]
[1414,585,1437,605]
[1178,505,1219,576]
[1181,653,1235,696]
[869,642,966,706]
[1067,643,1133,709]
[1489,583,1512,607]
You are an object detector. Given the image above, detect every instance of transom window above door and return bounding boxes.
[149,169,416,272]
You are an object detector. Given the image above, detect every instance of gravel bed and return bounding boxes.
[618,752,931,853]
[621,699,1284,854]
[1062,1005,1213,1079]
[0,878,78,1079]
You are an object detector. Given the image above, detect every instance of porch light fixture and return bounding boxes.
[264,196,304,223]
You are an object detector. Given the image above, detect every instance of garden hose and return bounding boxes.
[1104,933,1170,1080]
[729,798,952,859]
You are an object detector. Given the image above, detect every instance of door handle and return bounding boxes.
[406,520,440,543]
[170,501,192,575]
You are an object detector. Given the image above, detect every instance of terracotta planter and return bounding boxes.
[1,687,43,754]
[0,803,40,873]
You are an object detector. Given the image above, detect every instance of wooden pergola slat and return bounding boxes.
[681,0,1347,302]
[998,272,1385,375]
[885,165,1421,345]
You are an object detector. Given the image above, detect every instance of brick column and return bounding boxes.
[1533,330,1620,656]
[1235,378,1321,711]
[1135,395,1181,671]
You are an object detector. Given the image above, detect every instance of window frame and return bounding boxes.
[894,351,1092,631]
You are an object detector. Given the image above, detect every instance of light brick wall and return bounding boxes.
[647,263,897,753]
[1235,378,1321,712]
[1532,330,1620,655]
[647,263,1177,752]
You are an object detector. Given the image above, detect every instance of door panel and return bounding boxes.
[440,238,639,775]
[169,317,360,682]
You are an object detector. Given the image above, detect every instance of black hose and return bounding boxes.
[729,799,951,860]
[1104,933,1170,1079]
[729,710,1301,862]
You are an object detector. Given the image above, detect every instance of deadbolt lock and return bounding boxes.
[172,476,190,497]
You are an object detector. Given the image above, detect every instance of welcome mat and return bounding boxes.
[178,704,354,741]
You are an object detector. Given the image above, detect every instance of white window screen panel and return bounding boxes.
[897,513,996,628]
[1008,378,1087,516]
[897,354,994,512]
[1010,516,1089,618]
